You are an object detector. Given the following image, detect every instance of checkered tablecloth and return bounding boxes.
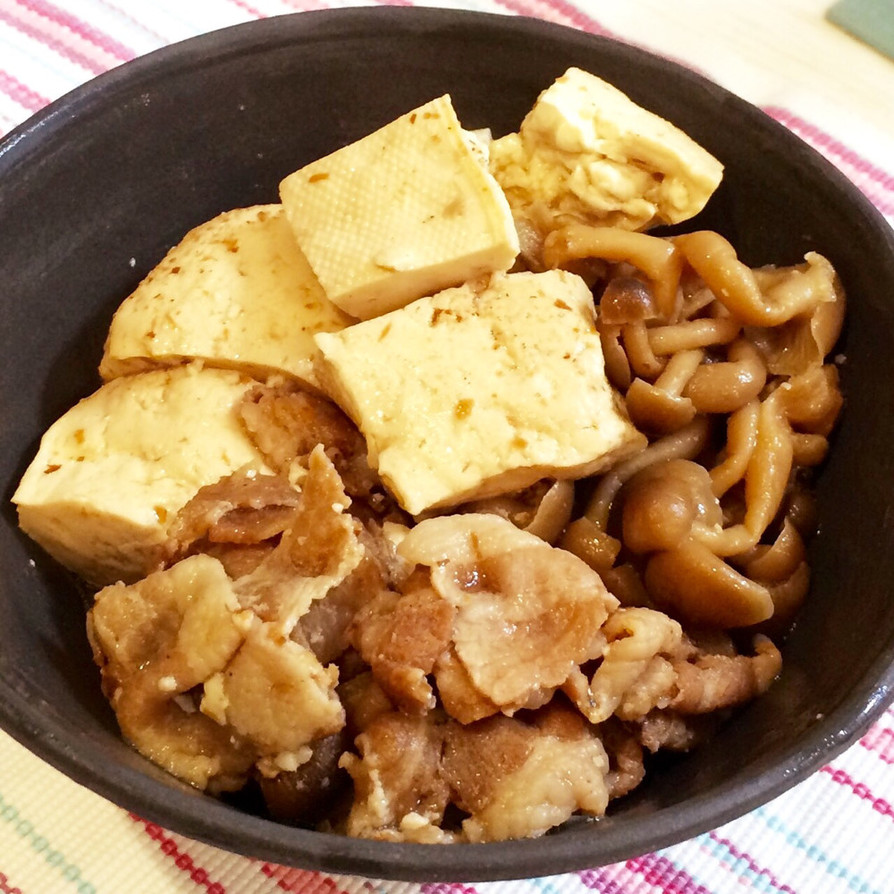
[2,1,894,892]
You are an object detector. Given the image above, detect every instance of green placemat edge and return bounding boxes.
[827,0,894,61]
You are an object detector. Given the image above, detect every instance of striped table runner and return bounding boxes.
[2,1,893,892]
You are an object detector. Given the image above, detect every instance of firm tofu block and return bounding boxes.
[314,270,646,516]
[100,205,352,390]
[279,95,519,321]
[490,67,724,234]
[13,364,269,586]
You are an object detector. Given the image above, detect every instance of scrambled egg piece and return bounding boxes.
[314,269,646,516]
[490,67,724,242]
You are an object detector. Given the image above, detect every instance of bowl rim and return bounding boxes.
[2,5,894,883]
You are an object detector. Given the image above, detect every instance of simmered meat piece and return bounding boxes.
[89,550,348,792]
[351,570,455,714]
[600,718,646,799]
[398,513,618,720]
[563,607,683,724]
[431,644,500,725]
[442,703,610,842]
[338,670,395,738]
[87,554,254,791]
[297,530,389,666]
[446,546,611,712]
[340,711,453,843]
[118,693,256,794]
[668,633,782,714]
[165,446,370,653]
[239,382,379,500]
[233,446,364,630]
[635,709,717,753]
[258,731,350,827]
[563,613,781,729]
[201,616,344,759]
[164,469,303,564]
[163,470,303,578]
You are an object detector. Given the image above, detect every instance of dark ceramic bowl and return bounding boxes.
[2,7,894,883]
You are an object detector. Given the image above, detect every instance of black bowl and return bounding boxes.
[2,7,894,883]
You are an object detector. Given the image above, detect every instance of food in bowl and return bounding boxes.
[11,66,844,844]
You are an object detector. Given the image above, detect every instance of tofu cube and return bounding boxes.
[279,95,519,321]
[13,364,269,586]
[490,67,724,234]
[100,205,352,391]
[314,270,646,516]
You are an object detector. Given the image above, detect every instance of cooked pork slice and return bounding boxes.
[668,634,782,714]
[338,670,395,738]
[233,446,364,630]
[340,711,452,843]
[351,570,455,714]
[201,616,344,757]
[239,381,379,499]
[164,468,303,563]
[87,553,255,790]
[399,513,618,719]
[564,607,683,724]
[297,525,390,666]
[635,709,717,753]
[442,703,610,842]
[432,645,500,725]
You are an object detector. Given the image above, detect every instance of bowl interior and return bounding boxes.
[2,7,894,882]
